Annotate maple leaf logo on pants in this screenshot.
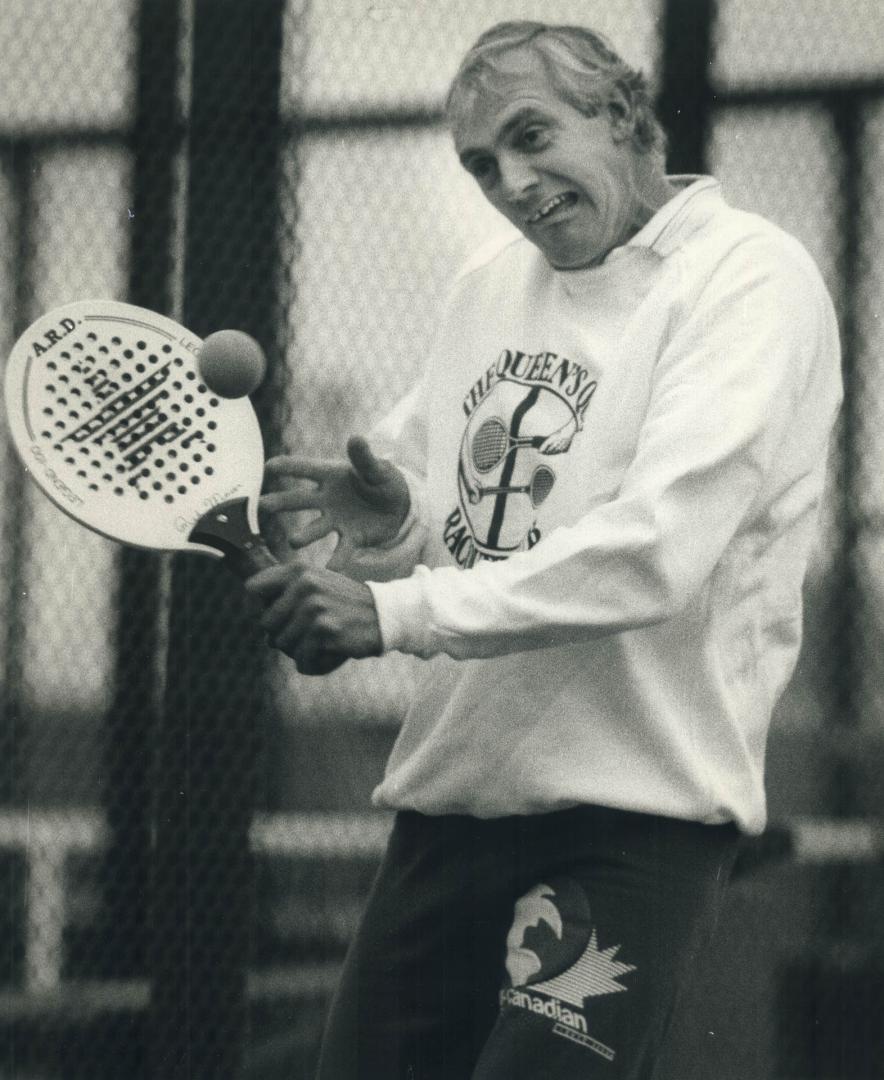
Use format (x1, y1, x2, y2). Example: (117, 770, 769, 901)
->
(504, 878, 637, 1000)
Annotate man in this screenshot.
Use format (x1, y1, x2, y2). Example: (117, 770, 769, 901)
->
(248, 21, 842, 1079)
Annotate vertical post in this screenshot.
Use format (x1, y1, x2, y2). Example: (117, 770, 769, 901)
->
(0, 143, 36, 1013)
(100, 0, 183, 994)
(149, 2, 286, 1077)
(1, 146, 34, 806)
(823, 91, 863, 940)
(657, 0, 717, 174)
(828, 92, 863, 746)
(773, 100, 875, 1080)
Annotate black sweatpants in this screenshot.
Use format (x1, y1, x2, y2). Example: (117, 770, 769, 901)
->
(317, 805, 739, 1079)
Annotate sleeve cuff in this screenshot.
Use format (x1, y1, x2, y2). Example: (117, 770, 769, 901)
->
(367, 566, 438, 658)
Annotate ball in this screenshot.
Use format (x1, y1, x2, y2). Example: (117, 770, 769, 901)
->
(198, 329, 267, 398)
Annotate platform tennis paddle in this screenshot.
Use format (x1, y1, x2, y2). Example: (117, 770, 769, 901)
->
(4, 299, 275, 578)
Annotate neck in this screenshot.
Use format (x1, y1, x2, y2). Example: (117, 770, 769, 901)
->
(630, 152, 679, 232)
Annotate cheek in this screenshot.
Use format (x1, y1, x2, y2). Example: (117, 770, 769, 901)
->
(592, 164, 624, 205)
(490, 193, 521, 224)
(594, 173, 632, 237)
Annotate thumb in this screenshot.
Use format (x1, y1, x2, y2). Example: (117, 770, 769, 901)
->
(346, 435, 391, 486)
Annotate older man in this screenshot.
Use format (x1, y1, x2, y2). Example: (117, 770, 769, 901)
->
(249, 21, 841, 1079)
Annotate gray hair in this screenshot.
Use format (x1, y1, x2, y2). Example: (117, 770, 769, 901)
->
(446, 21, 666, 157)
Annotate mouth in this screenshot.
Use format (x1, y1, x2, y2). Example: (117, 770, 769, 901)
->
(526, 192, 577, 225)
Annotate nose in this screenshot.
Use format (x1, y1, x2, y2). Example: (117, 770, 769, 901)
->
(497, 152, 538, 205)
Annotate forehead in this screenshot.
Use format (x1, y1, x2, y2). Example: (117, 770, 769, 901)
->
(450, 48, 565, 151)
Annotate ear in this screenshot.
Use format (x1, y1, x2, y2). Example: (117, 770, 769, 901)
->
(606, 85, 636, 144)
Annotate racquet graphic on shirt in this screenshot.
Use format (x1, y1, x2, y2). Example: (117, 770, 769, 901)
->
(467, 465, 556, 508)
(471, 416, 546, 473)
(4, 299, 275, 577)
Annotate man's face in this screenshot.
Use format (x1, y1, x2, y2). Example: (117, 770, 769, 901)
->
(452, 50, 640, 270)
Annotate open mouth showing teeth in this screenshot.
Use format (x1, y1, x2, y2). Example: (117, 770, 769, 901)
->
(527, 193, 576, 224)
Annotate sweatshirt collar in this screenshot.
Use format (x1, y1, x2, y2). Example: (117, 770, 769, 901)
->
(547, 176, 722, 283)
(621, 175, 722, 258)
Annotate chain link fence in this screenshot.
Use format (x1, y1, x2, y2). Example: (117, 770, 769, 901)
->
(0, 1, 883, 1077)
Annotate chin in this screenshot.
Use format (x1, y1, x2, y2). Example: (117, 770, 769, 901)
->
(548, 250, 604, 271)
(542, 236, 607, 271)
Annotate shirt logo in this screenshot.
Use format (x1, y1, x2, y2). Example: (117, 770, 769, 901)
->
(444, 348, 597, 567)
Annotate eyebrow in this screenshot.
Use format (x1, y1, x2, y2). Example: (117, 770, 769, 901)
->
(457, 106, 550, 166)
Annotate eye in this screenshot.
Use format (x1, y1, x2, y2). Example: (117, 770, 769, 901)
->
(517, 125, 549, 152)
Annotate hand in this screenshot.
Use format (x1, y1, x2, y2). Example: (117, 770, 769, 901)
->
(259, 437, 410, 570)
(246, 561, 383, 676)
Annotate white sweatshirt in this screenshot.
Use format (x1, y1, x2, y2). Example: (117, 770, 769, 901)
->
(364, 178, 842, 834)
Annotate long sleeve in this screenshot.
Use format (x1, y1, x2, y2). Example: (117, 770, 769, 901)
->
(370, 235, 841, 659)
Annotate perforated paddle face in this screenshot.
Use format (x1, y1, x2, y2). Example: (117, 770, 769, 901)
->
(5, 300, 266, 558)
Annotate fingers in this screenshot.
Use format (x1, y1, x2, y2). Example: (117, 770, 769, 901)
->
(268, 445, 389, 489)
(246, 563, 335, 653)
(246, 564, 306, 628)
(264, 455, 339, 481)
(263, 440, 409, 559)
(245, 562, 296, 597)
(246, 560, 381, 677)
(259, 487, 324, 514)
(250, 571, 316, 666)
(261, 457, 333, 512)
(286, 516, 335, 550)
(263, 597, 309, 648)
(259, 458, 337, 548)
(346, 436, 390, 486)
(325, 533, 355, 572)
(257, 492, 334, 552)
